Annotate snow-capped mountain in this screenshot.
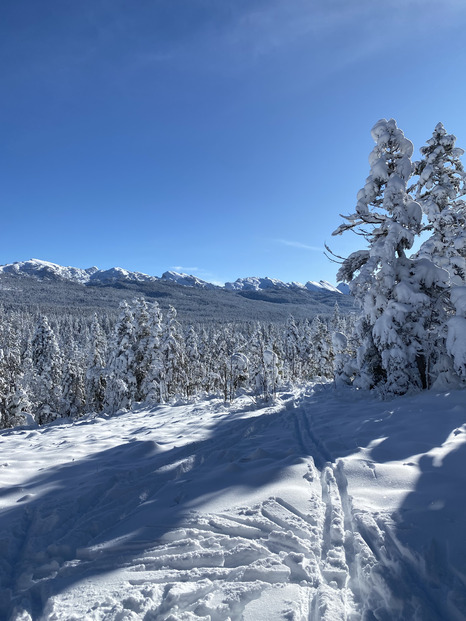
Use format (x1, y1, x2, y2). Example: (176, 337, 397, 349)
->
(0, 259, 159, 285)
(88, 267, 157, 284)
(0, 259, 347, 293)
(0, 258, 97, 283)
(161, 271, 218, 290)
(336, 282, 351, 295)
(225, 276, 343, 294)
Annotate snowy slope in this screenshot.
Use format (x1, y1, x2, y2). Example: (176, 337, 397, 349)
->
(1, 386, 465, 620)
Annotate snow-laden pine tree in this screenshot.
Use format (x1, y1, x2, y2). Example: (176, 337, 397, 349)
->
(104, 301, 136, 412)
(30, 315, 63, 423)
(159, 306, 186, 402)
(0, 324, 23, 427)
(132, 298, 153, 401)
(86, 314, 107, 413)
(446, 286, 466, 381)
(308, 316, 333, 379)
(412, 123, 466, 387)
(415, 122, 466, 284)
(229, 352, 249, 401)
(60, 345, 86, 418)
(249, 324, 281, 400)
(284, 315, 301, 381)
(185, 325, 202, 398)
(139, 301, 164, 403)
(333, 118, 449, 395)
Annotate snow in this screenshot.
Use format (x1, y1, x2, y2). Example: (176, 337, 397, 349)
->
(161, 272, 218, 290)
(1, 385, 466, 620)
(225, 277, 343, 294)
(304, 281, 341, 294)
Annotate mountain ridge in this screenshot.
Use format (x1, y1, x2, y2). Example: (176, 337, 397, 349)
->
(0, 258, 348, 294)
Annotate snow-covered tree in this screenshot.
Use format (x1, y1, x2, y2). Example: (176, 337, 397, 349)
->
(132, 298, 153, 401)
(104, 301, 136, 412)
(139, 301, 164, 403)
(284, 315, 301, 381)
(333, 118, 448, 395)
(309, 316, 333, 379)
(159, 306, 186, 401)
(229, 352, 249, 401)
(446, 287, 466, 382)
(61, 346, 86, 418)
(185, 325, 202, 398)
(30, 316, 62, 423)
(415, 122, 466, 285)
(86, 314, 107, 412)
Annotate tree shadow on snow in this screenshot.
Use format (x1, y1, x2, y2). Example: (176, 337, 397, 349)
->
(356, 391, 466, 619)
(385, 440, 466, 619)
(0, 403, 307, 619)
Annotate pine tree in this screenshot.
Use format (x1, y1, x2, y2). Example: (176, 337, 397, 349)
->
(284, 315, 300, 381)
(309, 316, 333, 378)
(86, 314, 107, 413)
(104, 301, 136, 412)
(159, 306, 186, 401)
(185, 325, 202, 398)
(139, 301, 164, 403)
(61, 346, 86, 418)
(30, 315, 62, 423)
(446, 287, 466, 381)
(333, 119, 448, 395)
(132, 298, 152, 401)
(415, 122, 466, 285)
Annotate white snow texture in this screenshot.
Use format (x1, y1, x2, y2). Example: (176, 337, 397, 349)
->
(1, 385, 466, 620)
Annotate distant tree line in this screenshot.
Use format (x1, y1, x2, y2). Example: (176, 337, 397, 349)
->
(0, 299, 352, 428)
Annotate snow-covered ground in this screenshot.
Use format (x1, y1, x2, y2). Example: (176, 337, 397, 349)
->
(1, 385, 465, 620)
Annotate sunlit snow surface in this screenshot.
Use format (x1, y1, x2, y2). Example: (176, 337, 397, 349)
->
(1, 386, 466, 620)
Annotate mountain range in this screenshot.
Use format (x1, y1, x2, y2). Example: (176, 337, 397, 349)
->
(0, 259, 349, 293)
(0, 259, 353, 323)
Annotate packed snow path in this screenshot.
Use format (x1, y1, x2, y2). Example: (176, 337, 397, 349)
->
(1, 386, 466, 620)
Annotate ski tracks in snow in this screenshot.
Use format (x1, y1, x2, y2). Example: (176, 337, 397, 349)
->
(3, 390, 464, 620)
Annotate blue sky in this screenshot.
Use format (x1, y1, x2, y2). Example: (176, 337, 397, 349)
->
(2, 0, 466, 285)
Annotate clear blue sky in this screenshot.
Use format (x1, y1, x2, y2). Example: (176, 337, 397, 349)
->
(2, 1, 466, 285)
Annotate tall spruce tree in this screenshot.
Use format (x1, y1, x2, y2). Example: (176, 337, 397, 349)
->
(104, 301, 136, 412)
(30, 315, 62, 423)
(415, 122, 466, 285)
(333, 118, 448, 394)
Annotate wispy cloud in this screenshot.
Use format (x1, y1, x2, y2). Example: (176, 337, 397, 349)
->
(171, 265, 200, 273)
(276, 239, 323, 252)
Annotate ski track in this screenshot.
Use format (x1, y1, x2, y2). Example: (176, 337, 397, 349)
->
(1, 389, 465, 620)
